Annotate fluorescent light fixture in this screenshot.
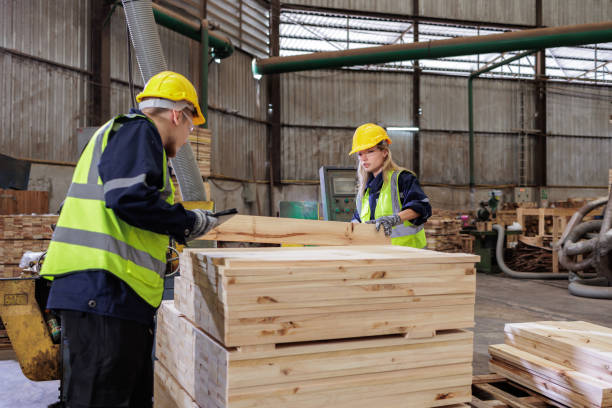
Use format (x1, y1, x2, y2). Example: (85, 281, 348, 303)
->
(386, 126, 419, 132)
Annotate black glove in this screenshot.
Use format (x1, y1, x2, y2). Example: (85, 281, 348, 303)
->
(185, 209, 218, 241)
(366, 214, 402, 237)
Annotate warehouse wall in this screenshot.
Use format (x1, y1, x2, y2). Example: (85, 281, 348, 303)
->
(0, 0, 90, 163)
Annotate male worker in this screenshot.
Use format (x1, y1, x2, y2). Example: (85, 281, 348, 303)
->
(40, 71, 216, 407)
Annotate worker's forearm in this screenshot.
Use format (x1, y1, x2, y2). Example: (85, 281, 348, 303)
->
(398, 208, 420, 222)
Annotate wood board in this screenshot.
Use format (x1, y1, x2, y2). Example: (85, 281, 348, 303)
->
(198, 215, 392, 246)
(175, 246, 477, 347)
(504, 321, 612, 383)
(156, 301, 473, 408)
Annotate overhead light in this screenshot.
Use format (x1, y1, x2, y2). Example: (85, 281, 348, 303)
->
(386, 126, 419, 132)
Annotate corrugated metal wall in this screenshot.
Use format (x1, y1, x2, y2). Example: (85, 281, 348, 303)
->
(420, 0, 535, 26)
(208, 50, 269, 179)
(282, 0, 413, 15)
(543, 0, 612, 26)
(280, 69, 413, 180)
(1, 0, 89, 162)
(547, 82, 612, 187)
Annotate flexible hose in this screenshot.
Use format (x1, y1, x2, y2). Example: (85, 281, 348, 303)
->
(122, 0, 207, 201)
(493, 224, 568, 279)
(569, 281, 612, 299)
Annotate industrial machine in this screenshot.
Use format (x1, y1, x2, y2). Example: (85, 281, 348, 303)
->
(476, 190, 502, 222)
(319, 166, 357, 222)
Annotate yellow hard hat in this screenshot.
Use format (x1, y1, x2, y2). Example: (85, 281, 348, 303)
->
(136, 71, 206, 125)
(349, 123, 392, 155)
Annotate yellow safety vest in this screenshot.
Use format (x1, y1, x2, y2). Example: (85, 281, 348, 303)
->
(359, 170, 427, 248)
(40, 114, 174, 307)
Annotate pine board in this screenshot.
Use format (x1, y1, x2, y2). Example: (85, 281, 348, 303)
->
(504, 321, 612, 383)
(198, 215, 392, 246)
(175, 246, 476, 347)
(489, 344, 612, 407)
(156, 301, 473, 408)
(489, 359, 599, 408)
(154, 361, 200, 408)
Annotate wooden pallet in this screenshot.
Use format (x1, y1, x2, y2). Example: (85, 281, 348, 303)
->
(470, 374, 567, 408)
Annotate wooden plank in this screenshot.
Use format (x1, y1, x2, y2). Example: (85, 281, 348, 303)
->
(176, 273, 474, 347)
(504, 321, 612, 383)
(156, 302, 473, 408)
(0, 190, 49, 215)
(198, 215, 392, 246)
(489, 359, 598, 408)
(154, 361, 200, 408)
(489, 344, 612, 406)
(183, 245, 480, 269)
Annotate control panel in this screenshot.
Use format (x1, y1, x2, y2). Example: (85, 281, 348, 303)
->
(319, 166, 357, 222)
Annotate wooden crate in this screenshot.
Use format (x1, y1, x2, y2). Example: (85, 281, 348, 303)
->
(176, 246, 477, 347)
(156, 301, 473, 408)
(489, 321, 612, 408)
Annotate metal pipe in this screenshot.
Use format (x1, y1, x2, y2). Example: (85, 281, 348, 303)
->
(150, 3, 233, 59)
(493, 224, 569, 279)
(201, 20, 209, 129)
(468, 51, 535, 190)
(253, 22, 612, 75)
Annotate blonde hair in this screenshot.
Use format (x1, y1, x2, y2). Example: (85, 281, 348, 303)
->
(356, 140, 410, 198)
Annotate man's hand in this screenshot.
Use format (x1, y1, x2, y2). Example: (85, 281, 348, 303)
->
(366, 214, 402, 237)
(185, 209, 218, 241)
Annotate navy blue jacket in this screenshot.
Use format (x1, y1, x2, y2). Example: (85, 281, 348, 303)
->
(351, 170, 431, 224)
(47, 109, 196, 325)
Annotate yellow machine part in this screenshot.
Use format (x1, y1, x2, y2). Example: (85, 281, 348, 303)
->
(0, 278, 60, 381)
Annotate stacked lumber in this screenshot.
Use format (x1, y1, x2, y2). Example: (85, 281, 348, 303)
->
(425, 218, 463, 253)
(155, 245, 478, 407)
(189, 127, 211, 178)
(0, 318, 10, 351)
(489, 321, 612, 408)
(0, 215, 56, 278)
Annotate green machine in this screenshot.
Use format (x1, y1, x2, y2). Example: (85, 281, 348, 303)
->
(461, 229, 522, 274)
(319, 166, 357, 222)
(279, 201, 319, 220)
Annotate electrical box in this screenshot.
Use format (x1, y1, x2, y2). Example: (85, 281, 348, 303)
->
(319, 166, 357, 222)
(514, 187, 537, 203)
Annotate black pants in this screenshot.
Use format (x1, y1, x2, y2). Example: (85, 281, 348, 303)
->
(62, 311, 154, 408)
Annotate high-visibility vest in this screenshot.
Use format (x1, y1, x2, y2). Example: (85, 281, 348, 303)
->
(358, 170, 427, 248)
(40, 114, 174, 307)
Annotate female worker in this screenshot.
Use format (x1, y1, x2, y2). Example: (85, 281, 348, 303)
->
(350, 123, 431, 248)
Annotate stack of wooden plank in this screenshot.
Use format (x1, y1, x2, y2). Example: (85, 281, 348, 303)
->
(425, 218, 464, 252)
(188, 127, 211, 178)
(155, 245, 479, 407)
(489, 321, 612, 408)
(0, 189, 49, 215)
(0, 215, 57, 278)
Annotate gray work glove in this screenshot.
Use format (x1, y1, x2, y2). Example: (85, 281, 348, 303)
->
(366, 214, 402, 237)
(185, 209, 218, 241)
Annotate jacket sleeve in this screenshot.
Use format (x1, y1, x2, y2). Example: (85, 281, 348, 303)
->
(98, 119, 195, 244)
(398, 171, 432, 226)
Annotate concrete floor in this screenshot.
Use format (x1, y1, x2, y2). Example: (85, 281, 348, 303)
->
(1, 272, 611, 406)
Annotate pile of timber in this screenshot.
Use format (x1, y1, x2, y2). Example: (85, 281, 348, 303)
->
(0, 318, 10, 351)
(0, 215, 57, 278)
(489, 321, 612, 408)
(425, 218, 464, 253)
(188, 127, 211, 178)
(503, 242, 553, 272)
(155, 245, 479, 408)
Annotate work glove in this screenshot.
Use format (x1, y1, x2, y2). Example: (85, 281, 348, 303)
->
(366, 214, 402, 237)
(185, 209, 218, 241)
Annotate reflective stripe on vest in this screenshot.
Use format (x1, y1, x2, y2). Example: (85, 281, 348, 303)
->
(358, 170, 427, 248)
(40, 114, 174, 307)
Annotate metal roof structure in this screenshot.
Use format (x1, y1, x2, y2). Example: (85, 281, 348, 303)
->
(280, 8, 612, 83)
